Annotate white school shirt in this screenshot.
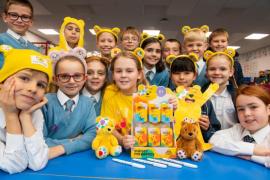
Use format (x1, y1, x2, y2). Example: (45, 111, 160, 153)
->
(0, 108, 48, 174)
(196, 58, 205, 75)
(144, 66, 156, 81)
(7, 29, 28, 45)
(210, 87, 237, 129)
(57, 90, 79, 112)
(210, 124, 270, 168)
(82, 88, 101, 103)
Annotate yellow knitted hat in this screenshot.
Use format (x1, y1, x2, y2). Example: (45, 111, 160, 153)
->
(58, 17, 85, 51)
(0, 45, 53, 83)
(93, 25, 120, 42)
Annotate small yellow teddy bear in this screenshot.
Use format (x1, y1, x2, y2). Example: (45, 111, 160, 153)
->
(92, 116, 122, 159)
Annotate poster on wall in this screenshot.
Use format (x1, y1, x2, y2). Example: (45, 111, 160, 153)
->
(240, 45, 270, 78)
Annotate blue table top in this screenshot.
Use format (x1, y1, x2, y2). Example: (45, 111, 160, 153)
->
(1, 150, 269, 180)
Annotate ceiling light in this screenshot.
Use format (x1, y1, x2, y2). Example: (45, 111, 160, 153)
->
(143, 30, 160, 36)
(244, 33, 269, 40)
(38, 29, 59, 35)
(89, 29, 96, 35)
(228, 46, 240, 50)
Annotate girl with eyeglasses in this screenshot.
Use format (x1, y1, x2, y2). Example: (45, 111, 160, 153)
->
(41, 51, 96, 159)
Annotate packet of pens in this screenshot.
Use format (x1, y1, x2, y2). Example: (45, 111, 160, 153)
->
(131, 85, 177, 159)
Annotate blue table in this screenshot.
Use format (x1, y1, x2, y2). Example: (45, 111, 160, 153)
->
(1, 151, 269, 180)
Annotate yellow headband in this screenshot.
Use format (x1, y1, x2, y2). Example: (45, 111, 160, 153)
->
(111, 47, 144, 67)
(139, 32, 165, 47)
(181, 25, 209, 35)
(94, 25, 120, 42)
(166, 53, 199, 71)
(0, 45, 52, 83)
(204, 48, 235, 67)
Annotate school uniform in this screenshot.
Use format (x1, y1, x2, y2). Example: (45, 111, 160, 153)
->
(201, 100, 221, 142)
(82, 88, 102, 116)
(233, 56, 244, 86)
(210, 124, 270, 168)
(144, 66, 169, 87)
(194, 58, 209, 88)
(0, 108, 48, 174)
(0, 29, 40, 68)
(42, 90, 96, 155)
(202, 82, 237, 129)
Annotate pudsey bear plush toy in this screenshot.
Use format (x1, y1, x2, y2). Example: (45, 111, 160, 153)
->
(92, 116, 122, 159)
(176, 119, 203, 161)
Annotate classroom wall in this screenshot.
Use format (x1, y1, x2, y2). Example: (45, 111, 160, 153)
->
(239, 45, 270, 78)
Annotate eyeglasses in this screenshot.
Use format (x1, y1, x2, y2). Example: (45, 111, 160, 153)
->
(6, 12, 32, 22)
(122, 37, 139, 42)
(56, 73, 86, 83)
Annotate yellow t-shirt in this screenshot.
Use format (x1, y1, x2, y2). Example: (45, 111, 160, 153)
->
(101, 84, 133, 136)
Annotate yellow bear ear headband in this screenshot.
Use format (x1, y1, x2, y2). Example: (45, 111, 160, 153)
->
(166, 53, 199, 71)
(93, 25, 121, 42)
(204, 48, 235, 67)
(181, 25, 209, 35)
(139, 32, 165, 47)
(110, 47, 145, 67)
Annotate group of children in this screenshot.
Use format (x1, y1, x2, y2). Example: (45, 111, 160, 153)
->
(0, 0, 269, 174)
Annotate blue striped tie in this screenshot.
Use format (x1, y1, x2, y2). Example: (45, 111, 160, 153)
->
(18, 37, 27, 47)
(146, 71, 153, 82)
(65, 99, 74, 112)
(90, 96, 97, 106)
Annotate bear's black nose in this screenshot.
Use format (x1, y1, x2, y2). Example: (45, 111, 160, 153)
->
(108, 128, 111, 131)
(188, 132, 193, 136)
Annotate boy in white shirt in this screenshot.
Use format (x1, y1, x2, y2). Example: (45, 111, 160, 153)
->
(0, 45, 52, 173)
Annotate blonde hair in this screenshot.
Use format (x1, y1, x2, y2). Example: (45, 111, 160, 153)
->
(207, 54, 233, 69)
(111, 51, 147, 86)
(183, 29, 207, 44)
(120, 26, 140, 41)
